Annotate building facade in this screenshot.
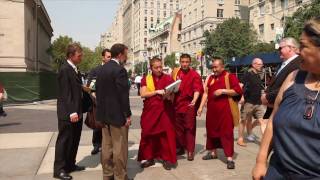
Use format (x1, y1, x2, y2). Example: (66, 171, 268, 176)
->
(181, 0, 249, 56)
(0, 0, 53, 72)
(131, 0, 181, 64)
(249, 0, 311, 44)
(149, 12, 182, 60)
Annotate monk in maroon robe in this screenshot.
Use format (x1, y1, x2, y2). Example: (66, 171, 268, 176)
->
(198, 58, 242, 169)
(173, 54, 203, 161)
(138, 57, 177, 170)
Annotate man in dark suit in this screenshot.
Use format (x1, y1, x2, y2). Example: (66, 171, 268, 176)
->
(86, 48, 111, 155)
(261, 37, 301, 119)
(54, 43, 86, 180)
(96, 43, 132, 180)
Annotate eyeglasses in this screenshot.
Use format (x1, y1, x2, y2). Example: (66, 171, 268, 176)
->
(304, 90, 319, 120)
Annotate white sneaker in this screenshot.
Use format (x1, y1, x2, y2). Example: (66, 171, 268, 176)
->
(246, 134, 256, 142)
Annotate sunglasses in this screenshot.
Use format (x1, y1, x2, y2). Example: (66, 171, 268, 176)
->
(303, 91, 319, 120)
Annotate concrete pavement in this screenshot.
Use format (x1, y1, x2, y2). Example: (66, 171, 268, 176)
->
(0, 96, 261, 180)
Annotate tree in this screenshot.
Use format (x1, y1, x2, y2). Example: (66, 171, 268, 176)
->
(284, 0, 320, 40)
(134, 61, 148, 75)
(203, 18, 257, 62)
(250, 42, 277, 54)
(164, 53, 178, 69)
(48, 35, 73, 71)
(191, 57, 200, 69)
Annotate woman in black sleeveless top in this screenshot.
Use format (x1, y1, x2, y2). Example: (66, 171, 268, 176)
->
(253, 17, 320, 180)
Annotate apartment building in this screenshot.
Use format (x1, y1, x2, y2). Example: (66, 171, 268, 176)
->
(149, 12, 182, 60)
(249, 0, 311, 43)
(181, 0, 249, 56)
(0, 0, 53, 72)
(131, 0, 181, 64)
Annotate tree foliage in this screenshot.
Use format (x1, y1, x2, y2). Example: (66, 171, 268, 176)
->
(284, 0, 320, 40)
(164, 53, 178, 69)
(203, 18, 257, 61)
(48, 35, 73, 71)
(134, 61, 148, 76)
(250, 42, 276, 54)
(48, 35, 103, 73)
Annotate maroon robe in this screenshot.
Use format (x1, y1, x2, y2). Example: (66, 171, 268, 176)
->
(206, 71, 242, 157)
(174, 68, 203, 153)
(138, 73, 177, 164)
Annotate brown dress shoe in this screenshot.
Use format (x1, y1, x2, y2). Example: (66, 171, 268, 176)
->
(162, 161, 172, 170)
(187, 152, 194, 161)
(140, 160, 155, 168)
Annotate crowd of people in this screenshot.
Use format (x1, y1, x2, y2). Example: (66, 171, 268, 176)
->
(53, 17, 320, 180)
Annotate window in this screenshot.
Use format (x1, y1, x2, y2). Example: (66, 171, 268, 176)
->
(145, 10, 148, 15)
(144, 31, 147, 36)
(296, 0, 303, 5)
(270, 23, 275, 30)
(235, 10, 240, 17)
(164, 11, 167, 17)
(259, 4, 265, 15)
(259, 24, 264, 34)
(235, 0, 240, 5)
(201, 10, 204, 19)
(281, 0, 288, 10)
(271, 0, 275, 14)
(151, 9, 154, 15)
(163, 3, 167, 9)
(217, 9, 223, 18)
(217, 0, 224, 4)
(145, 1, 148, 7)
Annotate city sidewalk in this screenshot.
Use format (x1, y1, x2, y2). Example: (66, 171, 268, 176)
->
(0, 99, 261, 180)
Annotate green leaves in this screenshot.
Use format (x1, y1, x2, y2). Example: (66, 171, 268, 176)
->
(49, 35, 103, 72)
(203, 18, 257, 62)
(203, 18, 276, 64)
(164, 53, 179, 69)
(284, 0, 320, 40)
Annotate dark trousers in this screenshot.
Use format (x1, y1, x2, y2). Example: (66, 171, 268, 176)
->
(54, 119, 83, 174)
(136, 83, 141, 96)
(263, 107, 273, 119)
(92, 128, 102, 148)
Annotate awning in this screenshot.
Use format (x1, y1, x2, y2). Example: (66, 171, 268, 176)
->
(228, 52, 281, 67)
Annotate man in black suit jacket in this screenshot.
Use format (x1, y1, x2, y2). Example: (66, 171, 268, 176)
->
(54, 43, 86, 180)
(86, 48, 111, 155)
(96, 43, 132, 180)
(261, 37, 301, 119)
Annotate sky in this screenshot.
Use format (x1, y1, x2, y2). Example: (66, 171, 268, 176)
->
(42, 0, 120, 50)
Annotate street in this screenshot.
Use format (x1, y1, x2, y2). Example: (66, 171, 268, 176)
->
(0, 89, 260, 180)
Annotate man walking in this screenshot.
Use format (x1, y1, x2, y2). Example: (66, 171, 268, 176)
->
(261, 37, 300, 118)
(86, 48, 111, 155)
(54, 43, 86, 180)
(173, 54, 203, 161)
(96, 43, 132, 180)
(197, 58, 242, 169)
(238, 58, 266, 146)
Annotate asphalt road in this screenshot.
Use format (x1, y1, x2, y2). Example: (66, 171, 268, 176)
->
(0, 89, 206, 133)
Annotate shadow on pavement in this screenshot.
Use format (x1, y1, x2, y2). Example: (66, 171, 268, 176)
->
(0, 122, 21, 127)
(77, 153, 101, 169)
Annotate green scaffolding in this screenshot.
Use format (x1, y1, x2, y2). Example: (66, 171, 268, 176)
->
(0, 72, 57, 103)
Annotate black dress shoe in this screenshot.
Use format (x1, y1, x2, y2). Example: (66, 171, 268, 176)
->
(140, 160, 155, 168)
(227, 160, 235, 169)
(68, 165, 85, 173)
(91, 146, 100, 155)
(162, 161, 172, 170)
(202, 152, 218, 160)
(176, 148, 185, 156)
(53, 171, 72, 180)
